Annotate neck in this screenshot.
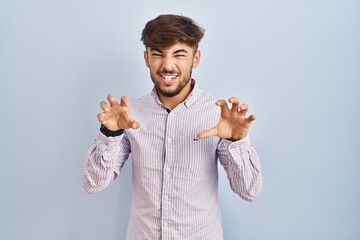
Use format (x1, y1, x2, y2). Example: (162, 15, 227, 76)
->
(158, 80, 193, 110)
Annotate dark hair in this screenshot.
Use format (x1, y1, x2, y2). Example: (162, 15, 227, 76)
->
(141, 14, 205, 51)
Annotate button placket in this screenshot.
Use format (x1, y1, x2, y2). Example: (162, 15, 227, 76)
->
(161, 111, 177, 238)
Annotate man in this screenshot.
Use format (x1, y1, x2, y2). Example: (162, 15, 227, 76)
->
(83, 14, 262, 240)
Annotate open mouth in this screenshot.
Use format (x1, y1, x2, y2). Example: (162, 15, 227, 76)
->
(159, 74, 179, 85)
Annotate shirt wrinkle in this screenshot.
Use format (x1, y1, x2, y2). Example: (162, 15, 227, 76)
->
(83, 80, 262, 239)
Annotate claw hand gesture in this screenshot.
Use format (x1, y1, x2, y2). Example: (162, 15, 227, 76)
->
(197, 97, 256, 141)
(97, 95, 140, 131)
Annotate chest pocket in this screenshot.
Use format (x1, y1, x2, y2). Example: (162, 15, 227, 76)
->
(174, 128, 220, 176)
(127, 124, 165, 170)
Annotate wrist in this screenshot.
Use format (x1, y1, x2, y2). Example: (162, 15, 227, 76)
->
(226, 134, 247, 142)
(100, 124, 124, 137)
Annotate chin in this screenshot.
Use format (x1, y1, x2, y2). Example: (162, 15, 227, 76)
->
(158, 88, 181, 98)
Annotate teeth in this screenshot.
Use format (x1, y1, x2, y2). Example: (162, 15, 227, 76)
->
(163, 75, 176, 80)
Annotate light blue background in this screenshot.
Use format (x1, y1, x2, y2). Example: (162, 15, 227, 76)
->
(1, 0, 359, 239)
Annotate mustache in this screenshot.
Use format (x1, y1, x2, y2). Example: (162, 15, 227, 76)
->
(157, 70, 180, 74)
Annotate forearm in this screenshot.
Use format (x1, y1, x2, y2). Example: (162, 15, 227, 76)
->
(83, 132, 130, 193)
(218, 135, 262, 201)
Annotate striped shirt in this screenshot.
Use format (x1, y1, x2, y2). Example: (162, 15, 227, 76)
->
(83, 81, 262, 240)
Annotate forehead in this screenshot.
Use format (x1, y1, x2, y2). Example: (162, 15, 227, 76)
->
(148, 42, 194, 53)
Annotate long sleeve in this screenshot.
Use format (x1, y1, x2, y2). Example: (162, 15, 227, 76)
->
(217, 134, 262, 201)
(83, 131, 131, 194)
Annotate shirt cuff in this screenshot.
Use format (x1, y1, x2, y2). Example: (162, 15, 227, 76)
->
(219, 134, 251, 155)
(94, 131, 124, 152)
(100, 124, 124, 137)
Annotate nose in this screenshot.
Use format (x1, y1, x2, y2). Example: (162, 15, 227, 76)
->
(161, 55, 176, 71)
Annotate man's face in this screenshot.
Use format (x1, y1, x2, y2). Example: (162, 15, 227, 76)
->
(144, 42, 200, 98)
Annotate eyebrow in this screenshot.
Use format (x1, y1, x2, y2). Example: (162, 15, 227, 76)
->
(173, 49, 188, 54)
(150, 48, 163, 53)
(150, 48, 189, 54)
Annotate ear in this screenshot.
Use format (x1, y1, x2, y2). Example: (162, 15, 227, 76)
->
(192, 50, 201, 68)
(144, 50, 150, 68)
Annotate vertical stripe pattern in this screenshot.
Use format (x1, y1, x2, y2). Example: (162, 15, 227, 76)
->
(83, 81, 262, 240)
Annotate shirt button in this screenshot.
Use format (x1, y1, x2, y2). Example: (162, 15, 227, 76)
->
(104, 142, 109, 146)
(163, 222, 168, 228)
(165, 167, 170, 172)
(163, 194, 168, 200)
(168, 138, 172, 143)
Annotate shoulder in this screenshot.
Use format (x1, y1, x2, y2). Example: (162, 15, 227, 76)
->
(128, 93, 159, 115)
(131, 93, 153, 106)
(196, 88, 220, 101)
(131, 94, 154, 107)
(192, 88, 220, 108)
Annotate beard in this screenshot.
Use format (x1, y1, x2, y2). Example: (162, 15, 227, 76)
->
(150, 69, 192, 98)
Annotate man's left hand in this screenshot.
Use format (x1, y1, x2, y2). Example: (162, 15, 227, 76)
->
(197, 97, 256, 141)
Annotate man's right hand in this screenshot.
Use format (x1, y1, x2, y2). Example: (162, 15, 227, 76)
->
(97, 95, 140, 131)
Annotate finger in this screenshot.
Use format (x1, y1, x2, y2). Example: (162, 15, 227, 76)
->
(239, 103, 249, 117)
(197, 127, 218, 139)
(216, 99, 230, 112)
(120, 96, 130, 107)
(107, 94, 118, 107)
(245, 114, 256, 124)
(100, 101, 110, 112)
(97, 112, 106, 123)
(129, 119, 140, 129)
(228, 97, 240, 112)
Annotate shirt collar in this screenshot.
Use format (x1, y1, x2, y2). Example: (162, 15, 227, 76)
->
(151, 79, 199, 110)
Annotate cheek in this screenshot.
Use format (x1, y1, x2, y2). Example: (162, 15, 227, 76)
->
(149, 66, 159, 77)
(179, 63, 193, 73)
(147, 63, 155, 72)
(148, 61, 161, 71)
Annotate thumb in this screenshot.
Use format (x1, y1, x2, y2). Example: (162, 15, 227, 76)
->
(197, 127, 218, 139)
(120, 96, 130, 107)
(129, 119, 140, 129)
